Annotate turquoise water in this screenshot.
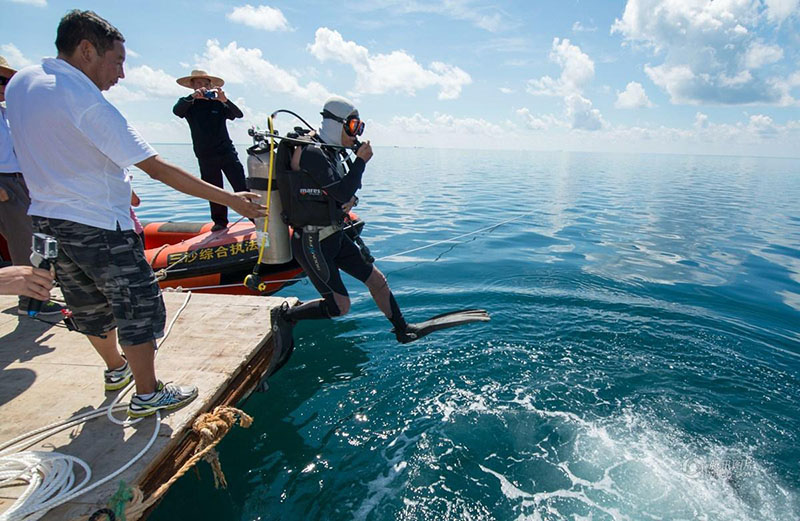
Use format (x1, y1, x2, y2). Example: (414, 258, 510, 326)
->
(142, 146, 800, 521)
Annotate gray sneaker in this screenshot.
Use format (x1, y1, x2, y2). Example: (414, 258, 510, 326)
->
(104, 361, 133, 391)
(127, 381, 198, 418)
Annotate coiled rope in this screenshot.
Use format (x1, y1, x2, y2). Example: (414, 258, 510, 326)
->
(0, 291, 246, 521)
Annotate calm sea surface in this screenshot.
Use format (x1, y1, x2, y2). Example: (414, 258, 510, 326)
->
(141, 145, 800, 521)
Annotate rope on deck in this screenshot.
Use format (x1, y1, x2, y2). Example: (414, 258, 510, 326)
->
(78, 406, 253, 521)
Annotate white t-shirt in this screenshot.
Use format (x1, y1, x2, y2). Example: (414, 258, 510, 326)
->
(5, 58, 156, 230)
(0, 105, 21, 174)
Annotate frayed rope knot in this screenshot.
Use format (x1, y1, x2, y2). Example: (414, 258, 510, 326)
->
(73, 406, 253, 521)
(192, 406, 253, 489)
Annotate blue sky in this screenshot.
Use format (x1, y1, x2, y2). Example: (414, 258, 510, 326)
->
(2, 0, 799, 157)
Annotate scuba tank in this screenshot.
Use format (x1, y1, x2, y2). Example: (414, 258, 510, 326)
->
(246, 140, 291, 264)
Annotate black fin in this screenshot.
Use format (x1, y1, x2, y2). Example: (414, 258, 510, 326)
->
(394, 309, 490, 344)
(259, 303, 296, 390)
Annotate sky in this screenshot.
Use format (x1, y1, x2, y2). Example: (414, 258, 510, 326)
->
(2, 0, 799, 157)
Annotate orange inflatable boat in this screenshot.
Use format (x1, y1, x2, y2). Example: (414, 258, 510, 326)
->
(143, 215, 365, 295)
(0, 216, 365, 296)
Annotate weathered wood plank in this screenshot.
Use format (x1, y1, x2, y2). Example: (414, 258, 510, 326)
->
(0, 291, 291, 520)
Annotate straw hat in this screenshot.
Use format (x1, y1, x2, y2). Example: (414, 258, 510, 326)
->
(0, 55, 17, 79)
(176, 69, 224, 88)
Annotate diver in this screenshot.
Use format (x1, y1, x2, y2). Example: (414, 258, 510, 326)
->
(270, 96, 489, 359)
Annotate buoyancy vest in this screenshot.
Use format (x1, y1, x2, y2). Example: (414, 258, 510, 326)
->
(275, 135, 345, 228)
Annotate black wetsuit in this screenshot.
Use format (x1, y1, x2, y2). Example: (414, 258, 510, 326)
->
(283, 145, 374, 320)
(173, 96, 247, 227)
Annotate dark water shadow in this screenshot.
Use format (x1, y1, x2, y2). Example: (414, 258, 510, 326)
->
(148, 319, 370, 521)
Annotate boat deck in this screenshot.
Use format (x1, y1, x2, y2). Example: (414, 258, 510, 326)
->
(0, 291, 291, 520)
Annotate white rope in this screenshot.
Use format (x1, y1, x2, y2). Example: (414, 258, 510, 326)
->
(0, 292, 193, 521)
(376, 211, 535, 261)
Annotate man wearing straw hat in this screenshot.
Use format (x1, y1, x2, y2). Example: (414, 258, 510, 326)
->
(173, 70, 247, 232)
(0, 54, 63, 316)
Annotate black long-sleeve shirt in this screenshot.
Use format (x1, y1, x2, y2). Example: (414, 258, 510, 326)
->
(173, 96, 243, 158)
(299, 146, 365, 204)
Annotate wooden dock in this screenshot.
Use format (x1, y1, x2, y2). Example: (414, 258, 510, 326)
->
(0, 291, 292, 520)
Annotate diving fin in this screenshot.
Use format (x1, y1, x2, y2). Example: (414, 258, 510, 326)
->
(257, 302, 296, 392)
(394, 308, 490, 344)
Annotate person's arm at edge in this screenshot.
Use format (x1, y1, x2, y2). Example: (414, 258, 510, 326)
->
(0, 266, 53, 300)
(136, 155, 266, 219)
(172, 96, 193, 118)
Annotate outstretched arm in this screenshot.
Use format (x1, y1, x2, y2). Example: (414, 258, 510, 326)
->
(136, 155, 266, 219)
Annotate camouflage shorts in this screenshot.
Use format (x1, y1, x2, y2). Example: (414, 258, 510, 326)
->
(32, 216, 165, 346)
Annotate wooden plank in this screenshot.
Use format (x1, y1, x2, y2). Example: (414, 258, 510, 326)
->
(0, 291, 293, 520)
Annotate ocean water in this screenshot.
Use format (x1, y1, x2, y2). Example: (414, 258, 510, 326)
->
(140, 146, 800, 521)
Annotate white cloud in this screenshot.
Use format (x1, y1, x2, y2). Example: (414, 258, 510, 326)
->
(612, 0, 791, 105)
(390, 112, 505, 135)
(106, 65, 186, 103)
(615, 81, 654, 108)
(694, 112, 710, 129)
(126, 48, 141, 58)
(227, 5, 291, 32)
(691, 112, 793, 143)
(308, 28, 471, 100)
(516, 108, 564, 130)
(527, 38, 594, 96)
(197, 39, 331, 104)
(372, 109, 800, 156)
(104, 84, 147, 104)
(0, 43, 34, 69)
(572, 21, 597, 32)
(126, 65, 187, 97)
(747, 114, 779, 137)
(566, 94, 605, 130)
(499, 87, 514, 94)
(524, 38, 605, 132)
(764, 0, 800, 23)
(743, 40, 784, 69)
(8, 0, 46, 6)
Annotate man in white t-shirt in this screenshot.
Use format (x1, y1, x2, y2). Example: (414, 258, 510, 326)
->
(6, 10, 266, 418)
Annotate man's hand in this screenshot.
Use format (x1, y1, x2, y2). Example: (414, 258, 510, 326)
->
(229, 192, 267, 219)
(0, 266, 53, 300)
(356, 140, 373, 163)
(216, 88, 228, 103)
(191, 88, 206, 100)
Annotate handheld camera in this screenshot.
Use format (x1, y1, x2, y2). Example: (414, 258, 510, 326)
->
(28, 233, 58, 317)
